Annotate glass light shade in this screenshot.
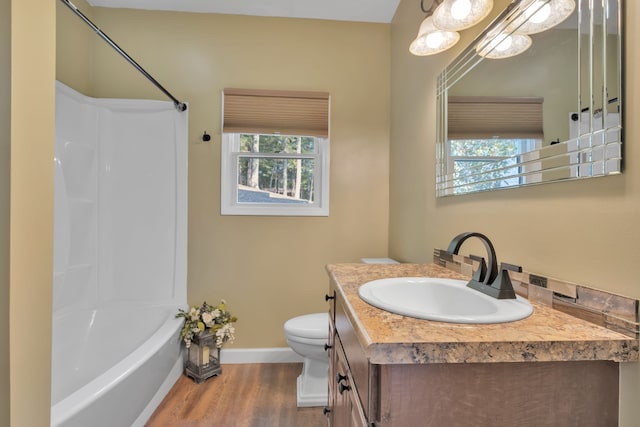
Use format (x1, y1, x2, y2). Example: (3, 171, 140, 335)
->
(433, 0, 494, 31)
(512, 0, 576, 34)
(476, 32, 532, 59)
(410, 17, 460, 56)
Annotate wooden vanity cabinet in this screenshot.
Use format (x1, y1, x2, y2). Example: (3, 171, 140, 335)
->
(326, 284, 620, 427)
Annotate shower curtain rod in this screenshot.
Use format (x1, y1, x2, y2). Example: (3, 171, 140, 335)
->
(59, 0, 187, 112)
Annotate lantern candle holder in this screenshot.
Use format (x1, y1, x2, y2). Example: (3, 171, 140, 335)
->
(185, 331, 222, 383)
(176, 300, 237, 383)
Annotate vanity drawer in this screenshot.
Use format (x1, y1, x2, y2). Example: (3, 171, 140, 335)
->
(327, 288, 336, 323)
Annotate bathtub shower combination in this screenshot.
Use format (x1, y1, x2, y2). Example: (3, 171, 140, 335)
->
(51, 82, 188, 427)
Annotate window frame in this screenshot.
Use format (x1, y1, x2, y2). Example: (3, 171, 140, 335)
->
(221, 132, 330, 216)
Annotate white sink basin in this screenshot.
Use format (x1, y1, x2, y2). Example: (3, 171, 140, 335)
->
(358, 277, 533, 324)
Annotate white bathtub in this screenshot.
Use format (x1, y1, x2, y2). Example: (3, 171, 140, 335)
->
(51, 304, 184, 427)
(53, 82, 188, 427)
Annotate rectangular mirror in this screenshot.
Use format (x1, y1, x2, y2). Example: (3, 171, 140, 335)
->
(436, 0, 623, 197)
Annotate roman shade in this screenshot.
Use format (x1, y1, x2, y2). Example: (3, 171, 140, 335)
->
(222, 88, 330, 138)
(447, 96, 544, 139)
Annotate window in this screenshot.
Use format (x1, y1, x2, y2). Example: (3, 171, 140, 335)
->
(221, 89, 330, 216)
(448, 138, 539, 194)
(446, 96, 543, 194)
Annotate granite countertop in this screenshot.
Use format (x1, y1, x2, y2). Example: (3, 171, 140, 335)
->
(326, 263, 639, 364)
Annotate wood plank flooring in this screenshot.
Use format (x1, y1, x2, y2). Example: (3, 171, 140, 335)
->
(146, 363, 327, 427)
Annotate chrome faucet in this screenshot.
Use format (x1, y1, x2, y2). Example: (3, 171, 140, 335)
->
(446, 232, 519, 300)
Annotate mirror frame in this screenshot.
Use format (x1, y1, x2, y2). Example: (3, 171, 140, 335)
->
(436, 0, 624, 197)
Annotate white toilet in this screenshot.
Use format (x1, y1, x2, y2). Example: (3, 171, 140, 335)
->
(284, 258, 399, 407)
(284, 312, 329, 407)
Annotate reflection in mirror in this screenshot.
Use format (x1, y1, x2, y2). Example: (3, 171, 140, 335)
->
(436, 0, 623, 197)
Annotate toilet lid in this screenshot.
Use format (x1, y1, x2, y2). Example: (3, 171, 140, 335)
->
(284, 313, 328, 339)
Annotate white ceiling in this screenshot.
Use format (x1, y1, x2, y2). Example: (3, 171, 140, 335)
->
(86, 0, 402, 23)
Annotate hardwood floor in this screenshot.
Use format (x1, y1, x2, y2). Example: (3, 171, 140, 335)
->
(146, 363, 327, 427)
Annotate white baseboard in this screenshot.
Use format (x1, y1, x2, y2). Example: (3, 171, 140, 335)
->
(220, 347, 303, 364)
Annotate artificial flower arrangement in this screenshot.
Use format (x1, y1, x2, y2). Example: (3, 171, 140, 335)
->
(176, 300, 237, 349)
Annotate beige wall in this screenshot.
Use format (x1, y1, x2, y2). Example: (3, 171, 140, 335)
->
(9, 0, 55, 426)
(56, 0, 94, 94)
(56, 7, 390, 347)
(390, 0, 639, 425)
(0, 0, 10, 424)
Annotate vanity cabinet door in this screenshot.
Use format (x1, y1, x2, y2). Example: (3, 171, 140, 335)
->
(334, 339, 367, 427)
(334, 296, 371, 418)
(331, 345, 349, 427)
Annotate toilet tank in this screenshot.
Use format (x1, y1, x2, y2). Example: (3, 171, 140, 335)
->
(360, 258, 399, 264)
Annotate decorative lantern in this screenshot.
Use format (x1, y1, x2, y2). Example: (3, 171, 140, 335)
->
(185, 331, 222, 383)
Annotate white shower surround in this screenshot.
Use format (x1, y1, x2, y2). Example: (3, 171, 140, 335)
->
(51, 82, 188, 427)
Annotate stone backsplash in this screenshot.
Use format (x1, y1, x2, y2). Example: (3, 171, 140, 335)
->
(434, 249, 640, 339)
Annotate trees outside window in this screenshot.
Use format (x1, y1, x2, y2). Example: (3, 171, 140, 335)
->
(221, 133, 329, 216)
(448, 138, 538, 194)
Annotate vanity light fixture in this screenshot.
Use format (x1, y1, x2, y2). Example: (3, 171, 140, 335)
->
(410, 16, 461, 56)
(476, 31, 532, 59)
(512, 0, 576, 34)
(433, 0, 494, 31)
(410, 0, 495, 56)
(410, 0, 462, 56)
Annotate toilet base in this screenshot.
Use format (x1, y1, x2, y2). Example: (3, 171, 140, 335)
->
(295, 357, 329, 407)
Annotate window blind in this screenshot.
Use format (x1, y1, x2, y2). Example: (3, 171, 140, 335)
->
(447, 96, 544, 139)
(222, 88, 330, 138)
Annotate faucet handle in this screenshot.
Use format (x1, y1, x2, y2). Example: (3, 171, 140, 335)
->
(500, 262, 522, 273)
(469, 254, 487, 284)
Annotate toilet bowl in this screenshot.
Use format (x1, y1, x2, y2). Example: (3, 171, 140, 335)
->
(284, 258, 398, 407)
(284, 313, 329, 407)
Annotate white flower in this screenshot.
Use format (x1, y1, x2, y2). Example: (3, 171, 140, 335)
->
(215, 334, 224, 348)
(189, 307, 199, 321)
(211, 309, 221, 319)
(227, 325, 236, 341)
(201, 312, 214, 327)
(215, 323, 236, 348)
